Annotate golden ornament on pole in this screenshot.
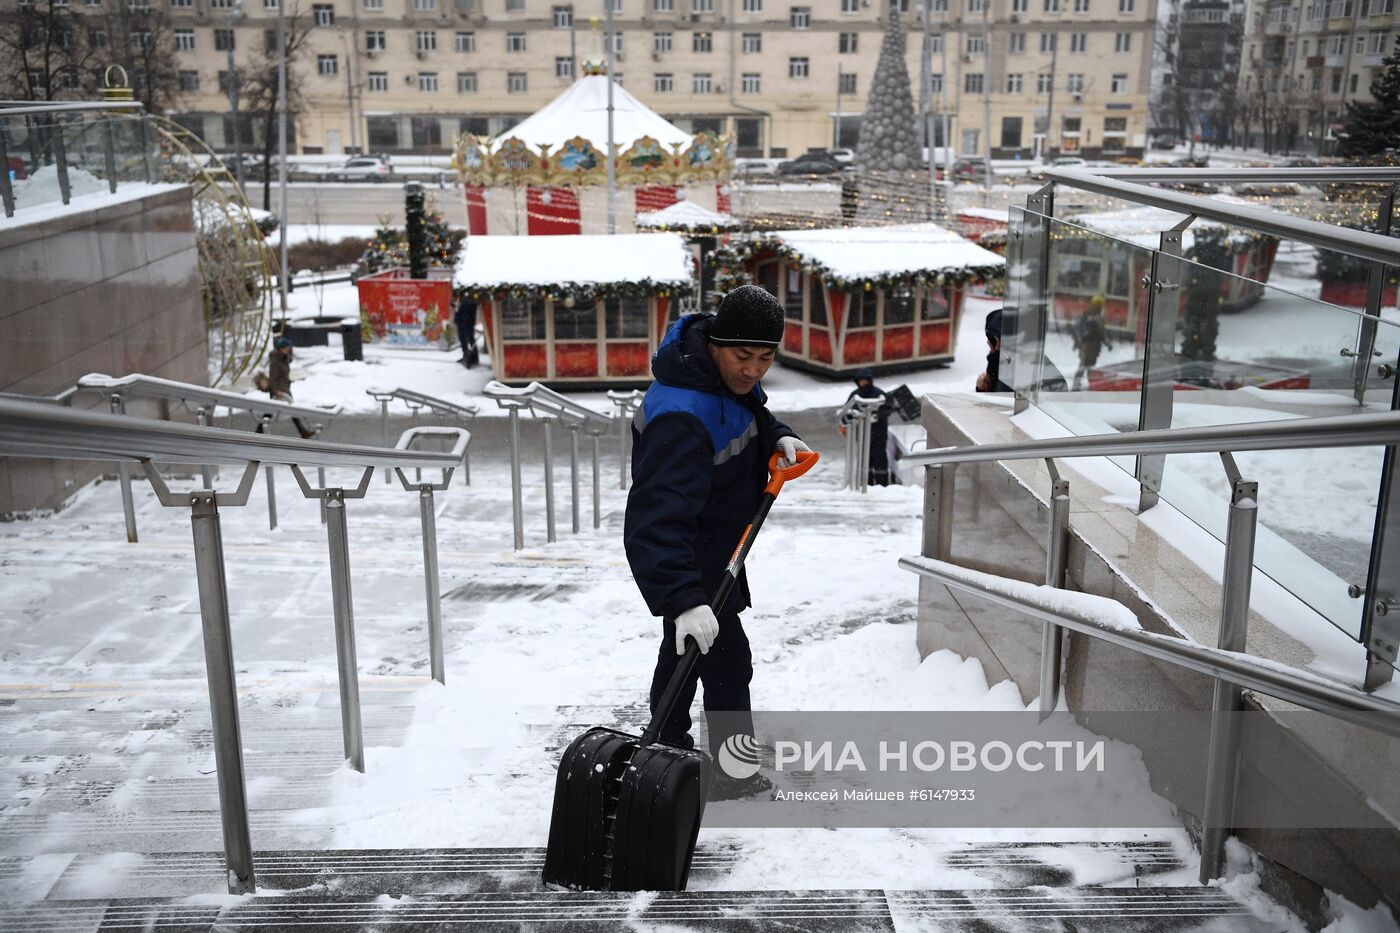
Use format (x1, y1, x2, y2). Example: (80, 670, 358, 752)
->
(101, 65, 136, 104)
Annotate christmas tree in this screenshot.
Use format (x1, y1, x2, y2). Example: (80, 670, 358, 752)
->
(1339, 47, 1400, 158)
(356, 196, 464, 278)
(856, 0, 923, 173)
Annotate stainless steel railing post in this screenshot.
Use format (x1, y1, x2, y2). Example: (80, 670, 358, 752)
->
(591, 432, 602, 530)
(567, 421, 581, 535)
(188, 491, 256, 895)
(541, 416, 557, 544)
(258, 414, 278, 530)
(508, 403, 525, 550)
(1200, 463, 1259, 883)
(381, 399, 392, 483)
(317, 467, 327, 524)
(195, 407, 215, 489)
(1039, 463, 1071, 718)
(419, 484, 445, 684)
(324, 489, 365, 772)
(110, 394, 139, 543)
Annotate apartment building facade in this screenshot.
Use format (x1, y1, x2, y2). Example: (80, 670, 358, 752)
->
(1235, 0, 1397, 152)
(157, 0, 1156, 159)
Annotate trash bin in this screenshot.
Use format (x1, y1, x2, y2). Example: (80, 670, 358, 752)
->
(282, 319, 331, 347)
(340, 318, 364, 362)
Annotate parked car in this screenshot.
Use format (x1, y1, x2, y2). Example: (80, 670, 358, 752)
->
(777, 151, 842, 175)
(1050, 155, 1088, 168)
(950, 158, 992, 181)
(1149, 134, 1179, 149)
(329, 156, 393, 181)
(827, 148, 855, 165)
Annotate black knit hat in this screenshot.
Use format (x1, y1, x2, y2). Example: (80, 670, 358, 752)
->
(709, 285, 785, 348)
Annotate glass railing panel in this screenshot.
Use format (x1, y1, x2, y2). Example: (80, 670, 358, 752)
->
(3, 113, 152, 215)
(1151, 246, 1398, 641)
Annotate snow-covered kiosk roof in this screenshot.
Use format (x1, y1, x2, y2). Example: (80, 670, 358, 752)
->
(1067, 196, 1268, 252)
(635, 200, 741, 234)
(751, 223, 1005, 288)
(455, 233, 693, 298)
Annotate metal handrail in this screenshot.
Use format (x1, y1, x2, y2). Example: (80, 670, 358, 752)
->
(838, 394, 886, 493)
(0, 100, 147, 116)
(367, 386, 479, 421)
(0, 398, 455, 471)
(0, 398, 469, 897)
(608, 390, 645, 490)
(903, 410, 1400, 469)
(482, 380, 616, 548)
(1043, 168, 1400, 266)
(81, 372, 340, 425)
(900, 555, 1400, 736)
(1089, 167, 1400, 184)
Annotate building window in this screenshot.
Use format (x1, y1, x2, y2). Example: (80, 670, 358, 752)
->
(742, 71, 761, 92)
(364, 0, 383, 9)
(174, 28, 194, 50)
(318, 53, 338, 74)
(1117, 0, 1132, 10)
(178, 69, 199, 90)
(506, 32, 525, 51)
(313, 3, 334, 25)
(1066, 71, 1083, 91)
(693, 31, 712, 51)
(790, 5, 810, 26)
(131, 29, 151, 49)
(654, 31, 672, 52)
(969, 0, 985, 10)
(1115, 31, 1130, 51)
(967, 34, 985, 53)
(692, 0, 714, 11)
(655, 73, 674, 91)
(1070, 32, 1086, 51)
(693, 72, 712, 92)
(1036, 72, 1052, 92)
(416, 30, 436, 52)
(1009, 31, 1025, 52)
(457, 70, 477, 91)
(1005, 72, 1022, 92)
(839, 31, 857, 52)
(929, 73, 942, 92)
(506, 0, 524, 9)
(742, 32, 761, 51)
(841, 0, 859, 9)
(745, 0, 763, 9)
(1111, 72, 1127, 92)
(654, 0, 673, 10)
(367, 30, 386, 50)
(419, 71, 437, 91)
(1044, 0, 1058, 9)
(368, 71, 388, 90)
(965, 72, 984, 92)
(214, 28, 234, 50)
(606, 31, 623, 53)
(838, 71, 856, 93)
(1040, 32, 1055, 52)
(929, 32, 943, 51)
(1001, 115, 1023, 147)
(789, 56, 809, 77)
(455, 31, 474, 51)
(90, 27, 108, 46)
(1012, 0, 1027, 10)
(508, 71, 527, 92)
(553, 4, 571, 24)
(547, 55, 570, 77)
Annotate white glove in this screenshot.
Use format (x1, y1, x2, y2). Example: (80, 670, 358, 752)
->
(675, 604, 719, 656)
(776, 435, 813, 469)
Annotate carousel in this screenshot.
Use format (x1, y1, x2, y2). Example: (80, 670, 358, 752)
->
(716, 224, 1005, 377)
(456, 232, 693, 385)
(451, 28, 734, 236)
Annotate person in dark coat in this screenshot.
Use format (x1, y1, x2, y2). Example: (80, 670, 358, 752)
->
(623, 285, 811, 799)
(846, 368, 892, 486)
(262, 337, 315, 438)
(454, 293, 479, 368)
(1071, 295, 1111, 390)
(977, 308, 1013, 393)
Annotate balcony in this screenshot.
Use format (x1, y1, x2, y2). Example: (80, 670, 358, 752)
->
(1306, 54, 1326, 65)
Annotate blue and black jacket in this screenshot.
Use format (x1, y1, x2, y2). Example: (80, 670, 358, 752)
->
(623, 313, 796, 621)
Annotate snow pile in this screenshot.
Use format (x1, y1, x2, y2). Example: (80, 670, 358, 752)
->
(635, 200, 739, 231)
(766, 223, 1006, 283)
(11, 164, 110, 206)
(455, 233, 693, 291)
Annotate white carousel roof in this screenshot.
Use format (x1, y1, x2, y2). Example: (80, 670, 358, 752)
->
(456, 233, 693, 289)
(496, 75, 692, 152)
(635, 200, 739, 230)
(768, 224, 1005, 282)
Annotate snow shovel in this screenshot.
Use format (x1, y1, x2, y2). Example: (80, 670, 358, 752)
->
(542, 448, 820, 892)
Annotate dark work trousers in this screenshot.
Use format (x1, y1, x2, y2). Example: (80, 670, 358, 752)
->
(868, 420, 891, 486)
(649, 610, 755, 759)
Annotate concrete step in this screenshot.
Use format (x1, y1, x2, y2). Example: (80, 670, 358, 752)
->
(2, 841, 1186, 902)
(0, 886, 1281, 932)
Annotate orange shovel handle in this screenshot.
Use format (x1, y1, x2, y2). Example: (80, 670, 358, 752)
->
(764, 449, 820, 497)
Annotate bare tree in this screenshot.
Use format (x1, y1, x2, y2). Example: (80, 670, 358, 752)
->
(0, 0, 100, 102)
(102, 1, 182, 111)
(237, 4, 312, 210)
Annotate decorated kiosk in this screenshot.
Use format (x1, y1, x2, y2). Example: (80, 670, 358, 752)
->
(456, 232, 693, 385)
(715, 224, 1004, 377)
(451, 28, 734, 237)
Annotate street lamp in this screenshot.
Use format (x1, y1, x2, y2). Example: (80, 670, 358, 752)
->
(225, 0, 245, 187)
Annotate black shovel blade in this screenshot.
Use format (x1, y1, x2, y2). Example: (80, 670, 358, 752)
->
(542, 726, 711, 892)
